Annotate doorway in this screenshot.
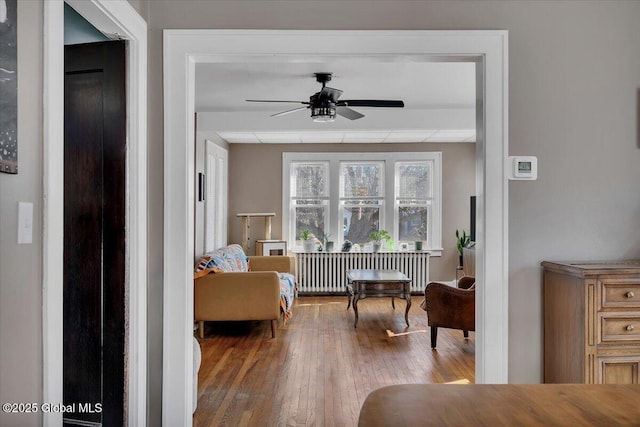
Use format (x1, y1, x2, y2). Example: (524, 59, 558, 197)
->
(43, 1, 147, 425)
(163, 30, 509, 425)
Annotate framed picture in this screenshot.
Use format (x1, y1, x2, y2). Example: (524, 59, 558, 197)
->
(0, 0, 18, 174)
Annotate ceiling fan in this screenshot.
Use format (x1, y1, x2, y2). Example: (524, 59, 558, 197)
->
(246, 72, 405, 122)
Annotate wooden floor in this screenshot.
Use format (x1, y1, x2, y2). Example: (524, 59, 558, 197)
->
(194, 295, 475, 427)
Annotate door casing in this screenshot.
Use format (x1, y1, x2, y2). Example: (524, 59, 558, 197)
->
(43, 1, 147, 426)
(163, 29, 509, 425)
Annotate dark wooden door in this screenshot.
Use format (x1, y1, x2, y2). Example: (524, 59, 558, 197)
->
(64, 40, 126, 427)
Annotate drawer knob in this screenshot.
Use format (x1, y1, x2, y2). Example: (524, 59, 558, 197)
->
(626, 324, 635, 332)
(626, 291, 635, 298)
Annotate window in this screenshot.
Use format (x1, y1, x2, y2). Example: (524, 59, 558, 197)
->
(290, 162, 328, 244)
(396, 162, 431, 244)
(283, 152, 442, 254)
(341, 162, 384, 245)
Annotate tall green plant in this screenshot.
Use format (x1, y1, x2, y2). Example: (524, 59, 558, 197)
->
(456, 229, 470, 256)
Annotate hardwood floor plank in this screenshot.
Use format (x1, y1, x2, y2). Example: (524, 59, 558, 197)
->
(194, 296, 475, 426)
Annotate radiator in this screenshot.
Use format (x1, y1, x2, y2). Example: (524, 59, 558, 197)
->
(295, 252, 430, 294)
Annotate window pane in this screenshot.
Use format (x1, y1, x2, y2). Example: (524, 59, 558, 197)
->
(398, 207, 428, 242)
(293, 163, 327, 197)
(398, 163, 430, 199)
(295, 206, 325, 241)
(343, 206, 380, 245)
(341, 162, 383, 198)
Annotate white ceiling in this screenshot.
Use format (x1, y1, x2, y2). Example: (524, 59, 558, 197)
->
(195, 60, 477, 143)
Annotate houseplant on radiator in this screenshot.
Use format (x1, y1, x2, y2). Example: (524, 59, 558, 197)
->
(415, 221, 427, 251)
(321, 232, 334, 253)
(369, 229, 392, 253)
(299, 229, 316, 252)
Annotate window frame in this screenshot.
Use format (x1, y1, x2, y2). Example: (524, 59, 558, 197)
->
(289, 161, 330, 245)
(283, 152, 442, 255)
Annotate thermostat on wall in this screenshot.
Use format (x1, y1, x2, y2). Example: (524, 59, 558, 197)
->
(509, 156, 537, 180)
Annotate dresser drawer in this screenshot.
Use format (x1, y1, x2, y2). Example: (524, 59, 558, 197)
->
(599, 314, 640, 344)
(596, 355, 640, 384)
(600, 279, 640, 309)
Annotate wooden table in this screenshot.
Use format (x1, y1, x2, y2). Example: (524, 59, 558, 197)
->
(346, 269, 412, 328)
(358, 384, 640, 426)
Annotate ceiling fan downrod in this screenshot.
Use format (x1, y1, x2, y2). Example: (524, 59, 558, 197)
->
(314, 72, 332, 88)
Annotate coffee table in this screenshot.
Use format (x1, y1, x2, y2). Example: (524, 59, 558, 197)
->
(346, 269, 412, 328)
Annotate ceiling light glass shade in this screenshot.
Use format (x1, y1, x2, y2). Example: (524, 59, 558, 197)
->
(311, 105, 336, 122)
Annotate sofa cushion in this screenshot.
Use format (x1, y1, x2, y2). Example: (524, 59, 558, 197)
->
(194, 244, 249, 278)
(217, 244, 249, 272)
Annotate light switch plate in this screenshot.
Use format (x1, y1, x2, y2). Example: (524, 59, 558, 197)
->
(18, 202, 33, 244)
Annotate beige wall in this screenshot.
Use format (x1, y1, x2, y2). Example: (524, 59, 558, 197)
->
(0, 1, 43, 425)
(227, 143, 475, 282)
(147, 0, 640, 393)
(1, 2, 640, 427)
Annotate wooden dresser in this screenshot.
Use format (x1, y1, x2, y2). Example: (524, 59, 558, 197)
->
(542, 260, 640, 384)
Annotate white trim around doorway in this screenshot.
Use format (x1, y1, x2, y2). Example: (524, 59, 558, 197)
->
(43, 1, 147, 426)
(163, 30, 509, 426)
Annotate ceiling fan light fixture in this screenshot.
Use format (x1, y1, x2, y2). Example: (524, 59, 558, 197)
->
(311, 104, 336, 123)
(246, 72, 404, 121)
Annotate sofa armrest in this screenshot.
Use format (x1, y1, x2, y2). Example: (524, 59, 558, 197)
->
(248, 256, 295, 274)
(194, 271, 280, 321)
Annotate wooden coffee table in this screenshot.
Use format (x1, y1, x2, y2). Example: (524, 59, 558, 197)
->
(346, 269, 412, 328)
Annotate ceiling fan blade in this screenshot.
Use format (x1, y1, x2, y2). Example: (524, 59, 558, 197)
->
(338, 100, 404, 108)
(318, 86, 343, 102)
(246, 99, 309, 104)
(271, 106, 308, 117)
(336, 106, 365, 120)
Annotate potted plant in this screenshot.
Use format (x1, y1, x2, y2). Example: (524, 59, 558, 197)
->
(369, 229, 392, 253)
(456, 229, 471, 266)
(415, 222, 427, 251)
(321, 231, 334, 253)
(299, 229, 316, 252)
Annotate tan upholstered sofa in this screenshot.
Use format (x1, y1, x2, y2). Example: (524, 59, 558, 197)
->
(194, 253, 295, 339)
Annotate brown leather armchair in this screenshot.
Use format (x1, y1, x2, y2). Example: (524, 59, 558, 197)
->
(420, 276, 475, 348)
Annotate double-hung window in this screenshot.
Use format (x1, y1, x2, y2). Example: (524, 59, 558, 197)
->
(283, 152, 442, 255)
(396, 161, 432, 244)
(340, 161, 385, 246)
(290, 161, 329, 243)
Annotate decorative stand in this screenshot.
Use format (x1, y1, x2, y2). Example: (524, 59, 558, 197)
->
(236, 212, 276, 252)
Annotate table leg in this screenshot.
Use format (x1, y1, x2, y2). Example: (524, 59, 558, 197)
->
(391, 297, 395, 309)
(404, 292, 411, 327)
(353, 295, 359, 328)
